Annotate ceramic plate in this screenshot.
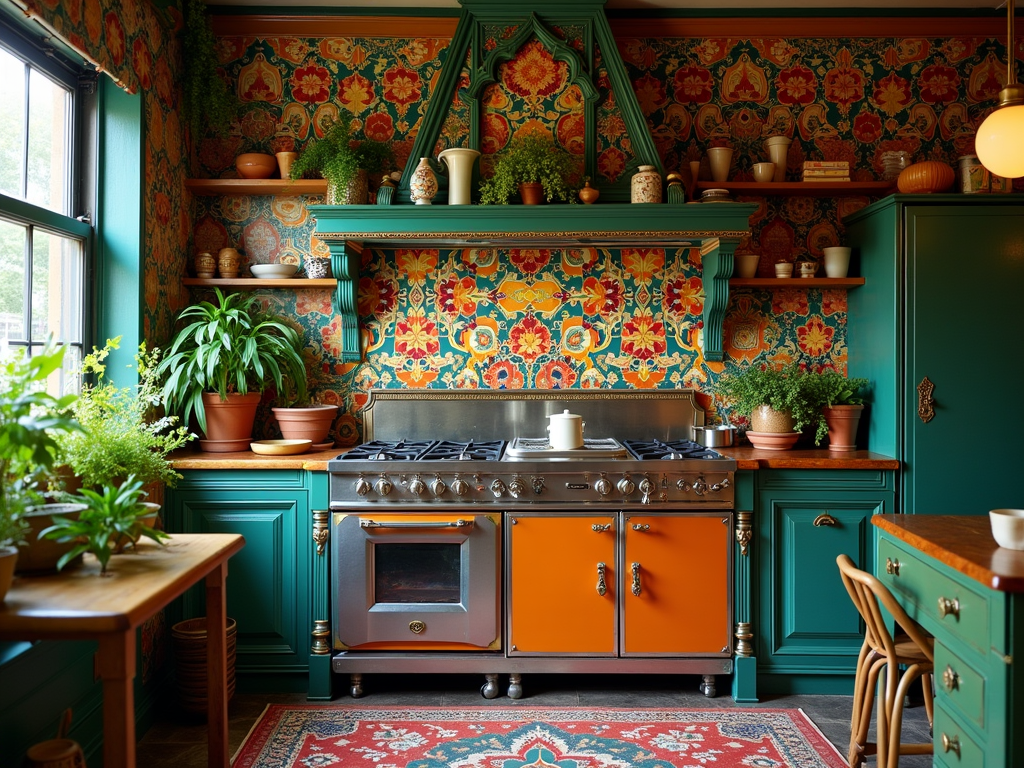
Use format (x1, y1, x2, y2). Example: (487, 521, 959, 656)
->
(310, 440, 336, 450)
(251, 439, 312, 455)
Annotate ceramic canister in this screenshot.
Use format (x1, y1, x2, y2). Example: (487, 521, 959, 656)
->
(631, 165, 662, 203)
(217, 247, 241, 278)
(546, 409, 585, 450)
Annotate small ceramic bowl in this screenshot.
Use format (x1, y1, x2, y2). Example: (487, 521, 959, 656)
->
(775, 262, 794, 278)
(235, 152, 277, 179)
(250, 263, 299, 279)
(990, 509, 1024, 549)
(752, 162, 776, 183)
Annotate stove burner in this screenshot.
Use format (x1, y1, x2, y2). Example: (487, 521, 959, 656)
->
(624, 439, 723, 461)
(419, 440, 506, 462)
(338, 440, 436, 461)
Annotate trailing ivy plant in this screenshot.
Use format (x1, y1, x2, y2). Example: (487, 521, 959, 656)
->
(183, 0, 237, 138)
(478, 135, 579, 204)
(289, 113, 394, 202)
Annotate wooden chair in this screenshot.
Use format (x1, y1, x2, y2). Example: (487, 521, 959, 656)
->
(836, 554, 935, 768)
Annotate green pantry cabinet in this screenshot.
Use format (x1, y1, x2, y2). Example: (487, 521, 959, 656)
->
(845, 196, 1024, 514)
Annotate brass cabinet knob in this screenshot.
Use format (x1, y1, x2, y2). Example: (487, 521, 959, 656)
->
(941, 732, 961, 759)
(938, 595, 961, 620)
(885, 557, 901, 576)
(942, 664, 960, 692)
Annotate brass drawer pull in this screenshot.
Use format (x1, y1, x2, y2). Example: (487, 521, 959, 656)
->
(592, 523, 611, 532)
(943, 664, 960, 692)
(631, 562, 642, 596)
(885, 557, 901, 576)
(938, 596, 961, 620)
(813, 513, 837, 527)
(596, 562, 607, 596)
(632, 523, 650, 532)
(941, 732, 961, 759)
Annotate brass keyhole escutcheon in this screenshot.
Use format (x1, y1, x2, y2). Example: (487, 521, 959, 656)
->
(409, 620, 426, 634)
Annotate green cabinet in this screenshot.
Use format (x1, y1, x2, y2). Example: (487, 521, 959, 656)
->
(756, 469, 894, 695)
(845, 196, 1024, 514)
(167, 469, 317, 691)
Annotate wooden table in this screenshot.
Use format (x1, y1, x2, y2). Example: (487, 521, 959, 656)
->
(0, 533, 245, 768)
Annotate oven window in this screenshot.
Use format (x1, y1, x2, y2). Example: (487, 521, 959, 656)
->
(374, 543, 461, 603)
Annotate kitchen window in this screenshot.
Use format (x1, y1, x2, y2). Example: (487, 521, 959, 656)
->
(0, 15, 92, 394)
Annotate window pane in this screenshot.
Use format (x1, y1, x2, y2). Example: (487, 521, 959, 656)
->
(26, 67, 69, 213)
(0, 48, 26, 199)
(31, 228, 82, 344)
(0, 218, 26, 341)
(29, 342, 80, 398)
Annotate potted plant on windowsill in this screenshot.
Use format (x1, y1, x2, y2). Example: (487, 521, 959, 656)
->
(804, 369, 870, 451)
(157, 288, 308, 452)
(717, 363, 816, 451)
(289, 113, 394, 204)
(478, 135, 579, 205)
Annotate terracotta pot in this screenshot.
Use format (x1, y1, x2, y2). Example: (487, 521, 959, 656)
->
(518, 182, 545, 205)
(0, 546, 17, 602)
(200, 392, 261, 452)
(578, 181, 600, 204)
(15, 503, 88, 574)
(746, 431, 800, 451)
(750, 405, 795, 433)
(275, 151, 298, 179)
(896, 161, 955, 194)
(235, 153, 277, 179)
(823, 404, 864, 452)
(272, 404, 338, 445)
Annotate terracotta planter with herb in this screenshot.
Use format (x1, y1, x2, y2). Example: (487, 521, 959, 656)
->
(747, 405, 800, 450)
(272, 404, 338, 446)
(201, 392, 261, 452)
(518, 182, 544, 205)
(822, 404, 864, 452)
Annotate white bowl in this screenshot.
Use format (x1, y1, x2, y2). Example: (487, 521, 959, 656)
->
(250, 263, 298, 279)
(990, 509, 1024, 550)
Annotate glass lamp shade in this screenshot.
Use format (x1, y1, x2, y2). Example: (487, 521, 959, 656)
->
(976, 104, 1024, 179)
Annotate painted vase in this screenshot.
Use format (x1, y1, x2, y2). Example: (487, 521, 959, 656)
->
(630, 165, 661, 203)
(409, 157, 438, 205)
(194, 251, 216, 279)
(217, 247, 241, 278)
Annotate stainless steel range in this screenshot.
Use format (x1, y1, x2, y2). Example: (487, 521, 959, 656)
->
(328, 389, 737, 700)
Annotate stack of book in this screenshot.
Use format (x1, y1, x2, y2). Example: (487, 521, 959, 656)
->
(802, 161, 850, 182)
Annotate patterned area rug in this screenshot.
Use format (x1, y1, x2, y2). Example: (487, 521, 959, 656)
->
(233, 706, 846, 767)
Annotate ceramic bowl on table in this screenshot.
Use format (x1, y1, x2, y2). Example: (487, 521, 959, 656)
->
(990, 509, 1024, 549)
(250, 263, 298, 279)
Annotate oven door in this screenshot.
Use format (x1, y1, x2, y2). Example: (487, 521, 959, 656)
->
(333, 511, 501, 651)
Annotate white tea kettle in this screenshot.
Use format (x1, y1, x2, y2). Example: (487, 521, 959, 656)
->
(547, 410, 585, 450)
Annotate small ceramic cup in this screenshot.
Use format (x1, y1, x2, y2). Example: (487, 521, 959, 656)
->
(734, 253, 760, 279)
(752, 162, 776, 183)
(775, 262, 794, 278)
(26, 739, 86, 768)
(823, 246, 852, 278)
(798, 261, 817, 278)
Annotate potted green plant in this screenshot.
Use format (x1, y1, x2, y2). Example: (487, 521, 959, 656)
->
(157, 288, 308, 452)
(0, 342, 82, 595)
(289, 113, 394, 204)
(717, 363, 816, 450)
(478, 135, 579, 205)
(41, 476, 168, 575)
(804, 369, 870, 451)
(183, 0, 237, 138)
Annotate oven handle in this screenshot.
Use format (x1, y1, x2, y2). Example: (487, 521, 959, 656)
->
(358, 518, 475, 529)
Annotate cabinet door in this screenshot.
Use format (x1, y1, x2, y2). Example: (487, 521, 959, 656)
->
(507, 514, 616, 655)
(621, 513, 731, 656)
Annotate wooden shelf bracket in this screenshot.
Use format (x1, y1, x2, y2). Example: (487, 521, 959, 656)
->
(325, 240, 364, 362)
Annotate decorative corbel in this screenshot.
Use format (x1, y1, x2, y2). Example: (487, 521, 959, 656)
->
(735, 510, 752, 557)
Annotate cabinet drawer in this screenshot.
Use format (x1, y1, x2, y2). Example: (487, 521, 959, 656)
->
(878, 538, 989, 657)
(933, 707, 985, 768)
(934, 641, 985, 731)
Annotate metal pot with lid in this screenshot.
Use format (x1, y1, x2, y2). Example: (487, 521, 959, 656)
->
(546, 409, 585, 450)
(692, 424, 736, 448)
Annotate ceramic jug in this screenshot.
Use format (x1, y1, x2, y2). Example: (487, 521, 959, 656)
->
(437, 148, 480, 205)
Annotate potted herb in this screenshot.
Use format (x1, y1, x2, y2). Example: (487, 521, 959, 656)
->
(717, 363, 816, 450)
(804, 369, 870, 451)
(41, 476, 168, 575)
(478, 135, 579, 205)
(183, 0, 237, 138)
(289, 113, 394, 204)
(157, 288, 308, 452)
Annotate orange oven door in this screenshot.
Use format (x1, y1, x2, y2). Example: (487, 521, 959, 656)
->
(332, 512, 501, 651)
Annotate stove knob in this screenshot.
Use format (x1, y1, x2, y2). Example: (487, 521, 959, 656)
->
(451, 477, 469, 497)
(617, 478, 635, 495)
(676, 478, 693, 493)
(430, 477, 447, 496)
(490, 479, 506, 498)
(355, 477, 372, 496)
(408, 477, 426, 495)
(374, 476, 393, 497)
(594, 477, 612, 496)
(508, 478, 527, 498)
(638, 477, 654, 505)
(531, 477, 546, 495)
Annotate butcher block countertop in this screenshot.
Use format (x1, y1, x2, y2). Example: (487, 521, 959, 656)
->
(874, 514, 1024, 592)
(170, 445, 897, 472)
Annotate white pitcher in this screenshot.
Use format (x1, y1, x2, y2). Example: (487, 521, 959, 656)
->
(438, 148, 481, 205)
(547, 410, 585, 450)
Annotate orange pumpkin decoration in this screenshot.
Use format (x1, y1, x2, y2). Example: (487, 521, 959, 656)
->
(896, 160, 955, 193)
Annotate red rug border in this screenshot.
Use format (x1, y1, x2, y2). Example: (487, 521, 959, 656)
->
(233, 703, 847, 766)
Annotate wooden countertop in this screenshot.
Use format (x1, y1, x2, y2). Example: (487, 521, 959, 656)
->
(170, 447, 350, 471)
(873, 514, 1024, 592)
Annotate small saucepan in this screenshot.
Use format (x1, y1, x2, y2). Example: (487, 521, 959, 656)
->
(693, 424, 736, 448)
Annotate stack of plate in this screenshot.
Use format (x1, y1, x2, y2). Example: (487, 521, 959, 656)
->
(701, 188, 732, 203)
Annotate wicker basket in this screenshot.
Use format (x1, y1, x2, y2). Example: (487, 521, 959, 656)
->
(171, 617, 238, 714)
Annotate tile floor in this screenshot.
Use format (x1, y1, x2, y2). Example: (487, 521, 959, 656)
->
(136, 672, 933, 767)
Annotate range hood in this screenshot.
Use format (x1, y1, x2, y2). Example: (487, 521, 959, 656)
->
(311, 0, 754, 363)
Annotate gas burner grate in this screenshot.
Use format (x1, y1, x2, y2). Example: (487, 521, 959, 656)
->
(418, 440, 506, 461)
(338, 440, 437, 461)
(624, 439, 724, 461)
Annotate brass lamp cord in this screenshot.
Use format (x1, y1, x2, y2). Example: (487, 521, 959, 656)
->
(1000, 0, 1024, 105)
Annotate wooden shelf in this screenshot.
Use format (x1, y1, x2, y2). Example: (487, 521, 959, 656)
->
(697, 181, 894, 198)
(182, 278, 337, 288)
(185, 179, 328, 196)
(730, 277, 866, 288)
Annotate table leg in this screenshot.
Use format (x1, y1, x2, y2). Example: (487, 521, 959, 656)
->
(206, 562, 229, 768)
(96, 631, 136, 768)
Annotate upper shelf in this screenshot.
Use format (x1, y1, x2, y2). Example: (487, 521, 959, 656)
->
(696, 180, 895, 198)
(730, 277, 865, 288)
(185, 179, 327, 196)
(182, 278, 336, 288)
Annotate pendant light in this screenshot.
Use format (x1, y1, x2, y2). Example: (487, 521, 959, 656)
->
(975, 0, 1024, 178)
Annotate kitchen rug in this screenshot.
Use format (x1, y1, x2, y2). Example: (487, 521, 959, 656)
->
(232, 705, 846, 767)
